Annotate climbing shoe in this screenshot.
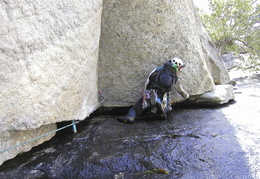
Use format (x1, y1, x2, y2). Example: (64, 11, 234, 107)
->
(117, 116, 135, 124)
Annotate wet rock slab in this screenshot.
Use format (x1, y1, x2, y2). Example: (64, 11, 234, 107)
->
(1, 72, 259, 179)
(0, 104, 256, 179)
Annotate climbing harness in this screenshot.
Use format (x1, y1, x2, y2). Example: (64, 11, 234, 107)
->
(142, 89, 172, 119)
(142, 90, 151, 109)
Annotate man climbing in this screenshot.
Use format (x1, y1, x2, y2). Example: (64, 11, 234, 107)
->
(117, 58, 188, 124)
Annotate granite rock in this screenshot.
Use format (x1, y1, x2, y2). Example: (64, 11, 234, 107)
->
(188, 85, 235, 105)
(0, 0, 102, 165)
(98, 0, 230, 106)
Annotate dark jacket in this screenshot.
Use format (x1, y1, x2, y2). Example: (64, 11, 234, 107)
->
(146, 62, 178, 92)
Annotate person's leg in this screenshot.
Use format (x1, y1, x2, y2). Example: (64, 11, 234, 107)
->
(127, 98, 144, 117)
(157, 92, 164, 101)
(156, 92, 169, 120)
(117, 98, 144, 123)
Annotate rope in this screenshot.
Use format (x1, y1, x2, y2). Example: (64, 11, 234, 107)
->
(0, 121, 79, 154)
(0, 91, 133, 154)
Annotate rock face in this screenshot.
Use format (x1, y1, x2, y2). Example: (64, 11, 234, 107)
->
(98, 0, 230, 106)
(189, 85, 235, 105)
(0, 0, 233, 165)
(0, 124, 56, 166)
(0, 0, 102, 165)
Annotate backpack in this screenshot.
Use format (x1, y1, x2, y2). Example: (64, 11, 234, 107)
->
(146, 63, 178, 92)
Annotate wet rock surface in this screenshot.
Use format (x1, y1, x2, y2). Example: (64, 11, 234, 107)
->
(0, 73, 259, 179)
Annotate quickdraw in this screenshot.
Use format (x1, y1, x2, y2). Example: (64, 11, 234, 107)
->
(142, 90, 151, 109)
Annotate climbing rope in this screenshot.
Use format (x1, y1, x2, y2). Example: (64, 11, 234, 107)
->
(0, 121, 79, 154)
(0, 91, 136, 154)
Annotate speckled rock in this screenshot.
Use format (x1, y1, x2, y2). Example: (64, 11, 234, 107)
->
(188, 85, 235, 105)
(0, 124, 56, 166)
(0, 0, 234, 166)
(98, 0, 230, 106)
(0, 0, 102, 165)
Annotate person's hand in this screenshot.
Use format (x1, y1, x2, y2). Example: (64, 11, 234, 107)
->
(175, 81, 189, 99)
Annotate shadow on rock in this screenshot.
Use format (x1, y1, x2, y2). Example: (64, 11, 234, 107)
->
(0, 103, 255, 179)
(1, 73, 259, 178)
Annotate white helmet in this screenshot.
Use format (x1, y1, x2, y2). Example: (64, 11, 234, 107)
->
(169, 58, 185, 71)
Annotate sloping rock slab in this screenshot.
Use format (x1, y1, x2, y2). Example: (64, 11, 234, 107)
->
(0, 107, 252, 179)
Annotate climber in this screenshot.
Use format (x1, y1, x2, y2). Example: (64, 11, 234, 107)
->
(117, 58, 188, 124)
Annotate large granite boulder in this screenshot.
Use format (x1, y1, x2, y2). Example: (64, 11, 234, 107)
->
(98, 0, 231, 106)
(0, 0, 102, 165)
(0, 0, 234, 166)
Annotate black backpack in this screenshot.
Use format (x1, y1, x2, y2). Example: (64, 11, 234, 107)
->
(147, 63, 178, 92)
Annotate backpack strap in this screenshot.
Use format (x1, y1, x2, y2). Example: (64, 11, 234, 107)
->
(155, 66, 164, 83)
